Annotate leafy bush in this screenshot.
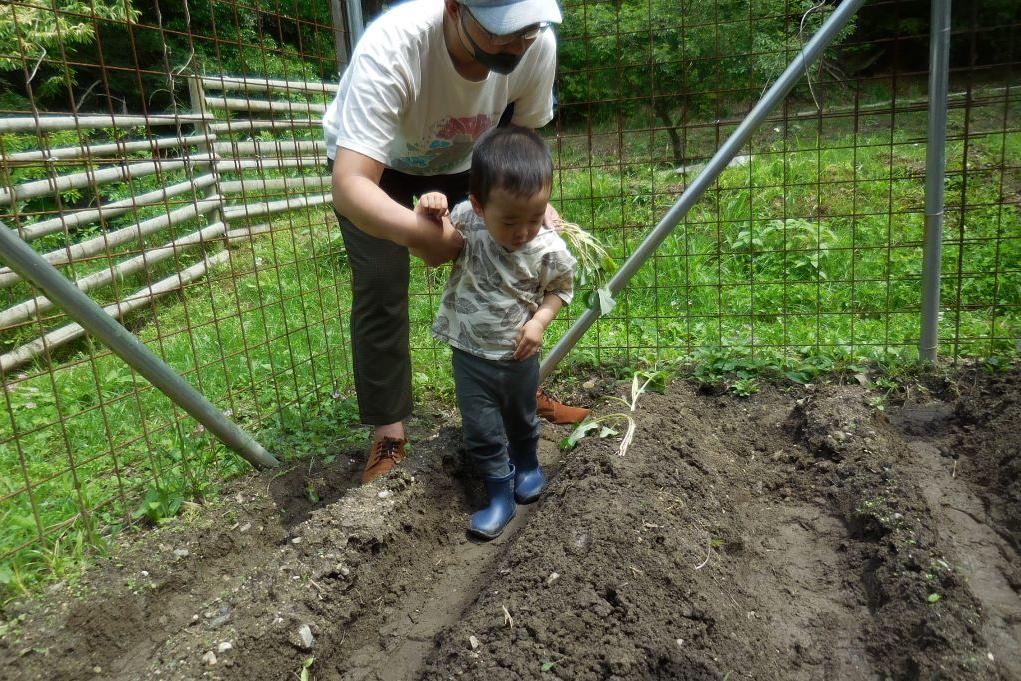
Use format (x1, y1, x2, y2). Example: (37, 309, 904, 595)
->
(557, 0, 858, 162)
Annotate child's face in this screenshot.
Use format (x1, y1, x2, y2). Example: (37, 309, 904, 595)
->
(470, 185, 551, 252)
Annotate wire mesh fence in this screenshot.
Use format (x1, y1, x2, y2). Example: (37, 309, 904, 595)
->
(537, 0, 1020, 370)
(0, 0, 1018, 592)
(0, 0, 351, 590)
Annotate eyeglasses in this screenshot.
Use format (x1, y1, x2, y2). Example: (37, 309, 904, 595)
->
(462, 6, 550, 46)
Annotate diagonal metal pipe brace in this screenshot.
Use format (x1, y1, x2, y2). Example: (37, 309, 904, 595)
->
(0, 219, 280, 470)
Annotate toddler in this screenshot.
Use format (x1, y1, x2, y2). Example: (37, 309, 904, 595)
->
(415, 126, 575, 539)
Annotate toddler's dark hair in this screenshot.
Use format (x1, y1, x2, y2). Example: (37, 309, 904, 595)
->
(470, 126, 552, 206)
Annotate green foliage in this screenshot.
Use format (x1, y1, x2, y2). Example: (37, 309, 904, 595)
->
(0, 1, 138, 98)
(0, 0, 334, 112)
(557, 0, 857, 161)
(132, 486, 184, 524)
(728, 218, 837, 282)
(729, 377, 760, 397)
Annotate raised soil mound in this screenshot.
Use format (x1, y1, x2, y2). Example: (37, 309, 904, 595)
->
(2, 368, 1018, 680)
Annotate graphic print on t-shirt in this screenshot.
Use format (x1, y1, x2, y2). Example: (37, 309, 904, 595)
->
(393, 113, 496, 173)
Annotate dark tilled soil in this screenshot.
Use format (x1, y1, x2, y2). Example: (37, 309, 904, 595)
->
(1, 368, 1018, 680)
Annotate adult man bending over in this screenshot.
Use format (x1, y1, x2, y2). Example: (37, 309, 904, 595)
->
(325, 0, 589, 485)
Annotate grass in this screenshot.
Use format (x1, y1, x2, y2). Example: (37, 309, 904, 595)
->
(531, 114, 1021, 366)
(1, 94, 1019, 601)
(0, 207, 364, 598)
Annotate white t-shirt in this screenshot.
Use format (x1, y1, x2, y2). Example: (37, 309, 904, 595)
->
(322, 0, 557, 174)
(433, 201, 575, 361)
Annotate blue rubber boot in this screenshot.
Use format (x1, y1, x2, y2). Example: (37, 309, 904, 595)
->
(469, 465, 516, 540)
(510, 446, 546, 504)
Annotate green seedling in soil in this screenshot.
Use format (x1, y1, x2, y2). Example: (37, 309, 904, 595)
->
(296, 656, 315, 681)
(982, 355, 1014, 374)
(927, 593, 942, 604)
(132, 487, 185, 525)
(873, 376, 899, 392)
(729, 377, 759, 397)
(868, 395, 887, 412)
(306, 481, 320, 504)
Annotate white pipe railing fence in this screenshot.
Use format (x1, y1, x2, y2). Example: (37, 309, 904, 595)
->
(0, 75, 334, 372)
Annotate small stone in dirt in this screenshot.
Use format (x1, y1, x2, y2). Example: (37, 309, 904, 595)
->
(217, 642, 233, 654)
(208, 606, 232, 628)
(582, 379, 596, 389)
(546, 572, 560, 585)
(298, 624, 314, 650)
(173, 548, 189, 558)
(202, 651, 217, 666)
(572, 533, 592, 552)
(239, 523, 251, 533)
(291, 537, 302, 544)
(140, 570, 149, 577)
(988, 652, 995, 662)
(93, 666, 102, 674)
(468, 635, 480, 650)
(676, 639, 684, 648)
(378, 490, 393, 499)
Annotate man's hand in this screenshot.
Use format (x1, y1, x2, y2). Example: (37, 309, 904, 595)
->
(513, 319, 545, 360)
(544, 203, 563, 231)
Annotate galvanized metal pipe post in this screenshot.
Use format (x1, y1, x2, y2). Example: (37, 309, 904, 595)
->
(919, 0, 952, 362)
(345, 0, 365, 49)
(540, 0, 867, 382)
(0, 219, 280, 470)
(329, 0, 351, 73)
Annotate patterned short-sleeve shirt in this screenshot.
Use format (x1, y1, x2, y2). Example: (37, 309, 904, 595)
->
(432, 201, 576, 361)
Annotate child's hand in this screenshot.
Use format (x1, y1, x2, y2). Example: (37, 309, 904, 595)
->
(513, 319, 545, 360)
(415, 192, 449, 222)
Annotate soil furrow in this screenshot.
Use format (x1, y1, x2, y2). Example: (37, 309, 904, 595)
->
(2, 368, 1017, 681)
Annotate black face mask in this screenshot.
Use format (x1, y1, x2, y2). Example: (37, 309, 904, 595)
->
(459, 12, 525, 75)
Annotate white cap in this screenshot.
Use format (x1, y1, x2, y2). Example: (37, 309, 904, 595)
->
(459, 0, 562, 35)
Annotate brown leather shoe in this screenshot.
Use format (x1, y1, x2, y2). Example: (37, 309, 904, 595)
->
(536, 390, 590, 425)
(361, 437, 406, 485)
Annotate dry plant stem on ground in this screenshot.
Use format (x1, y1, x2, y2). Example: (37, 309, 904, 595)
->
(565, 373, 656, 457)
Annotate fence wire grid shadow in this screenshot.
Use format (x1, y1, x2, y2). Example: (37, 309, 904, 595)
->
(0, 0, 1017, 592)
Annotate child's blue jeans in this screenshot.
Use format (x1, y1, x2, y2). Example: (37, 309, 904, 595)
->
(451, 348, 540, 478)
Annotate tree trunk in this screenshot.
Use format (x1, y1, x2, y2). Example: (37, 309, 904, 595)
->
(652, 98, 684, 165)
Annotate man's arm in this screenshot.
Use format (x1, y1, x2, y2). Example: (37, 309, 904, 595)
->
(332, 148, 463, 265)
